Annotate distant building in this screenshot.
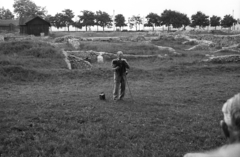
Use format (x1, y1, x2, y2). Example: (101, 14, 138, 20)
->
(0, 19, 19, 31)
(19, 16, 51, 36)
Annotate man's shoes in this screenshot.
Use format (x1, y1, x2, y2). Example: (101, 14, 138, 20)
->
(113, 98, 118, 101)
(113, 98, 122, 102)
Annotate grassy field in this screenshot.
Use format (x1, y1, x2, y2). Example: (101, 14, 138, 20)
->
(1, 33, 240, 157)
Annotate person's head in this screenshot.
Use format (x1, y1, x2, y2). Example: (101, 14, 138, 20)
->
(117, 51, 123, 60)
(221, 93, 240, 143)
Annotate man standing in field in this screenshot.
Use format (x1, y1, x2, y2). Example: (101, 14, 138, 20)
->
(112, 51, 130, 101)
(184, 93, 240, 157)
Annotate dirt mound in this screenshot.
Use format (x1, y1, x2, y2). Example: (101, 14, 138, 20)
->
(187, 43, 211, 51)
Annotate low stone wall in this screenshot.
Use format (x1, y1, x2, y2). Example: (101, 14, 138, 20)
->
(53, 35, 162, 44)
(186, 43, 212, 51)
(212, 44, 240, 53)
(204, 55, 240, 63)
(189, 34, 240, 47)
(62, 49, 92, 70)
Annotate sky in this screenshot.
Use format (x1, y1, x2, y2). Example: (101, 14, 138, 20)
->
(1, 0, 240, 21)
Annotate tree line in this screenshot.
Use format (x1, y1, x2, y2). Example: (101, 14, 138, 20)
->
(1, 0, 239, 31)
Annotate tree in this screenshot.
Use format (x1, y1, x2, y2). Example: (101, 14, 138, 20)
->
(180, 13, 190, 30)
(160, 10, 189, 31)
(210, 15, 221, 30)
(72, 21, 82, 30)
(0, 7, 15, 19)
(44, 13, 66, 29)
(129, 15, 143, 31)
(191, 11, 209, 29)
(13, 0, 47, 18)
(160, 10, 173, 31)
(145, 13, 161, 31)
(171, 12, 183, 29)
(52, 13, 66, 29)
(78, 10, 95, 31)
(95, 11, 101, 31)
(221, 15, 237, 29)
(44, 14, 54, 23)
(95, 11, 112, 31)
(61, 9, 75, 31)
(114, 14, 127, 31)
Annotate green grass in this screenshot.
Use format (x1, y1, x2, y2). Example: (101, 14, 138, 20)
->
(1, 35, 240, 156)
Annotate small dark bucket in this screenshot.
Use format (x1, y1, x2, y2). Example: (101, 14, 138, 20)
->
(99, 93, 105, 100)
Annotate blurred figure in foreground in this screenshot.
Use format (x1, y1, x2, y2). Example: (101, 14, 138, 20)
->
(184, 93, 240, 157)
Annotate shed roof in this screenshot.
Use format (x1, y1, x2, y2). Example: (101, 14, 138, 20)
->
(0, 19, 19, 26)
(19, 16, 51, 26)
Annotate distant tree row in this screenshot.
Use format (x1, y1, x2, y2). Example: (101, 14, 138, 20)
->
(1, 0, 239, 31)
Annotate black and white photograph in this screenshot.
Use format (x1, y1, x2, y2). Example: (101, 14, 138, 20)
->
(0, 0, 240, 156)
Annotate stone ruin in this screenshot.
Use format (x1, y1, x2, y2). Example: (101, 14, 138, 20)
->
(204, 55, 240, 63)
(213, 44, 240, 53)
(62, 49, 92, 70)
(188, 34, 240, 48)
(67, 55, 92, 70)
(68, 38, 80, 49)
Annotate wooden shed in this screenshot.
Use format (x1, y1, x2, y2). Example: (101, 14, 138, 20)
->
(19, 16, 51, 36)
(0, 19, 19, 31)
